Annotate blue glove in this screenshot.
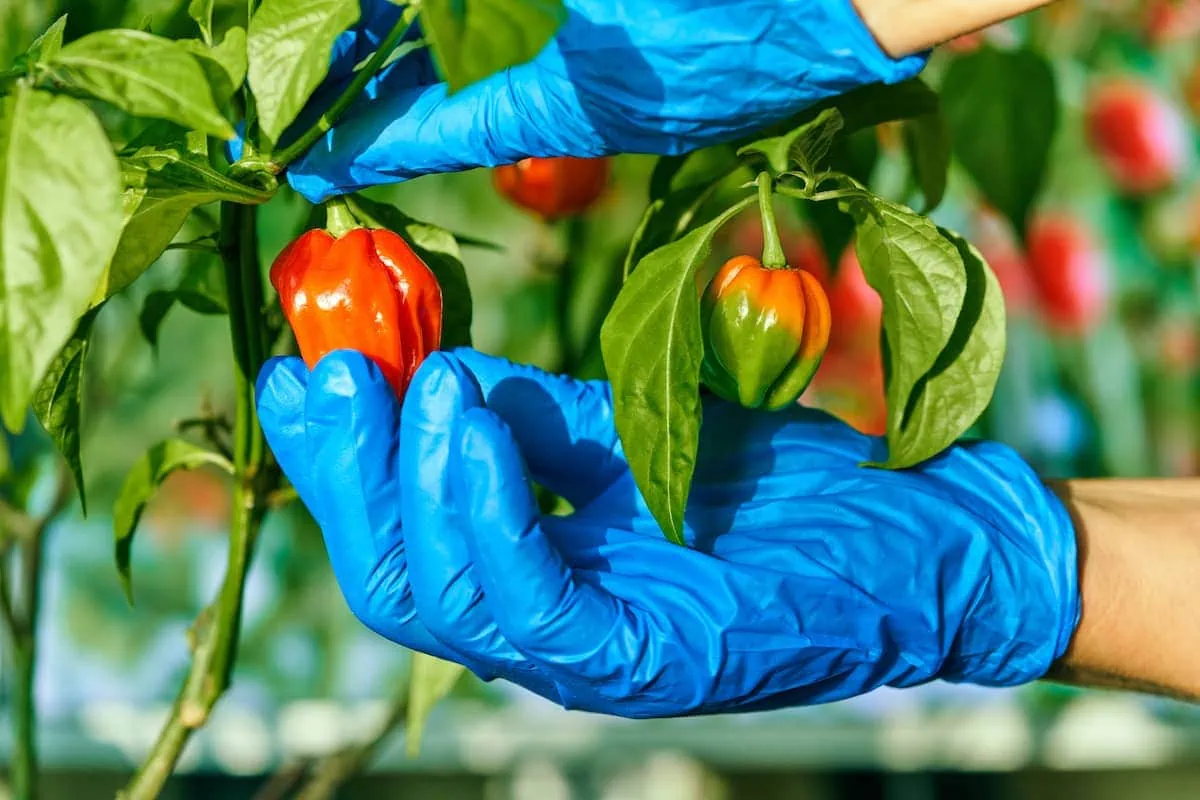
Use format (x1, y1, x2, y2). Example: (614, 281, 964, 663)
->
(285, 0, 928, 203)
(257, 349, 1081, 716)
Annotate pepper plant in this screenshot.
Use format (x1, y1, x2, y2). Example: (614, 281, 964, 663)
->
(0, 1, 1065, 797)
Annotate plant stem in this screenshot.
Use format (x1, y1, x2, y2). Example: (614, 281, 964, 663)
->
(756, 172, 787, 268)
(119, 202, 272, 800)
(293, 688, 409, 800)
(272, 6, 419, 170)
(1, 467, 72, 800)
(323, 197, 358, 237)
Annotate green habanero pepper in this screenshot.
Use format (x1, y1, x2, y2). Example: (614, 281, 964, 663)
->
(700, 254, 832, 411)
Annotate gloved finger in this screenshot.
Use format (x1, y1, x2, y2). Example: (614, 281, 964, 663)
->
(452, 406, 631, 682)
(399, 356, 503, 661)
(301, 350, 442, 654)
(446, 348, 625, 508)
(256, 356, 315, 502)
(400, 355, 554, 690)
(287, 58, 603, 203)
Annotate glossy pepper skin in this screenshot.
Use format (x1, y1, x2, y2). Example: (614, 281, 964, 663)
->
(701, 255, 831, 411)
(492, 156, 610, 221)
(270, 227, 442, 398)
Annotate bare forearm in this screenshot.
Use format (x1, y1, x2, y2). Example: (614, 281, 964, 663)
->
(852, 0, 1056, 56)
(1045, 479, 1200, 701)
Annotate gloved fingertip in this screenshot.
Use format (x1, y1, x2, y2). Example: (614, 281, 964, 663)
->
(404, 351, 484, 423)
(256, 355, 308, 411)
(309, 349, 389, 399)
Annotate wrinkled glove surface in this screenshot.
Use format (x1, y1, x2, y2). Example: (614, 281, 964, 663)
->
(257, 349, 1080, 717)
(283, 0, 928, 202)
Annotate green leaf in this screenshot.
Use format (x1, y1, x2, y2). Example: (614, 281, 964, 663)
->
(941, 47, 1058, 234)
(94, 144, 273, 302)
(421, 0, 565, 92)
(902, 108, 950, 213)
(139, 256, 227, 349)
(407, 653, 464, 757)
(600, 195, 755, 544)
(49, 29, 235, 139)
(823, 78, 940, 134)
(113, 439, 233, 603)
(347, 195, 474, 349)
(247, 0, 360, 143)
(188, 0, 215, 44)
(648, 145, 740, 202)
(0, 87, 122, 432)
(11, 14, 68, 73)
(882, 228, 1005, 467)
(628, 147, 745, 277)
(179, 27, 248, 106)
(848, 197, 968, 469)
(33, 306, 100, 515)
(737, 108, 845, 175)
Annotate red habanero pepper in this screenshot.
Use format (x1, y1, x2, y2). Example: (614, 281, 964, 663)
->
(270, 226, 443, 399)
(492, 156, 610, 221)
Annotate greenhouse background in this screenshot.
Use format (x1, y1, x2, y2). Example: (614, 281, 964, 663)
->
(4, 0, 1200, 797)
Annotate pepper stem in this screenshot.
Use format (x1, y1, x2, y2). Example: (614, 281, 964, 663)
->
(756, 172, 787, 269)
(324, 197, 358, 238)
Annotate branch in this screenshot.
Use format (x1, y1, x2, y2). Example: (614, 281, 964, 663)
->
(271, 6, 419, 169)
(292, 690, 409, 800)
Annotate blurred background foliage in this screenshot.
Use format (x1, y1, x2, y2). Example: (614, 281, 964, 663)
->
(4, 0, 1200, 797)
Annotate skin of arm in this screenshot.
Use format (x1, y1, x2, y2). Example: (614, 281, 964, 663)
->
(1045, 479, 1200, 701)
(852, 0, 1056, 56)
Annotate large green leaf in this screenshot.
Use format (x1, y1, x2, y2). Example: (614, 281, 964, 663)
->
(848, 197, 967, 469)
(94, 144, 273, 302)
(179, 27, 248, 106)
(247, 0, 360, 143)
(600, 195, 755, 544)
(941, 47, 1058, 235)
(421, 0, 565, 92)
(880, 228, 1005, 468)
(33, 306, 100, 514)
(347, 195, 474, 349)
(113, 439, 233, 603)
(407, 653, 464, 757)
(813, 78, 940, 135)
(49, 29, 234, 139)
(0, 86, 122, 432)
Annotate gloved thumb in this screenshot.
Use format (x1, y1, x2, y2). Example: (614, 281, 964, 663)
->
(286, 56, 604, 203)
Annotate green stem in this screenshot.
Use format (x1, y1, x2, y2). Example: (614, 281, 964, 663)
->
(10, 639, 36, 800)
(119, 203, 271, 800)
(324, 197, 358, 237)
(756, 172, 786, 268)
(1, 469, 71, 800)
(272, 6, 419, 170)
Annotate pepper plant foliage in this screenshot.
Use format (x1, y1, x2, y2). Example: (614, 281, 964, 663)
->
(0, 0, 1049, 790)
(0, 0, 560, 793)
(602, 86, 1009, 545)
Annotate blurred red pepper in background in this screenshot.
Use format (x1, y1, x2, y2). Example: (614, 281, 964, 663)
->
(1085, 77, 1189, 195)
(1026, 214, 1110, 334)
(492, 156, 610, 221)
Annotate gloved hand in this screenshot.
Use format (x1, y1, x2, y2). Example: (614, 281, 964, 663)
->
(284, 0, 929, 203)
(257, 348, 1081, 716)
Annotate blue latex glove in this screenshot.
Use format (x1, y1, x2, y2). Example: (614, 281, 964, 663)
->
(257, 349, 1081, 716)
(284, 0, 928, 202)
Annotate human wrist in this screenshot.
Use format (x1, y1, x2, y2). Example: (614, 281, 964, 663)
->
(849, 0, 1055, 57)
(1044, 479, 1200, 700)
